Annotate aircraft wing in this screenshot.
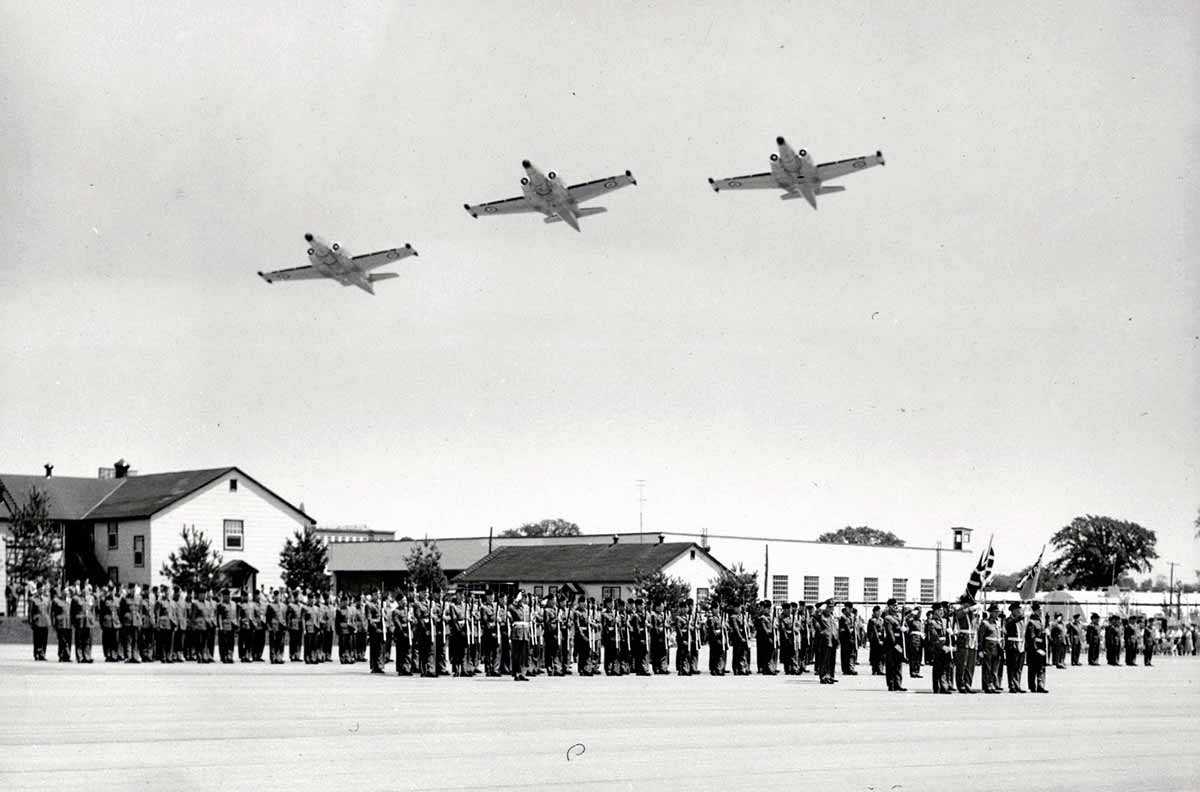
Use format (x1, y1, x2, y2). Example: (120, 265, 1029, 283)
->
(566, 171, 637, 204)
(352, 244, 416, 271)
(464, 196, 535, 218)
(815, 151, 885, 182)
(258, 265, 325, 283)
(707, 172, 779, 192)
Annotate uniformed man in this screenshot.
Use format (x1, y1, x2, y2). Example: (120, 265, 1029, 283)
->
(1049, 613, 1068, 669)
(98, 585, 119, 662)
(706, 602, 727, 675)
(1123, 616, 1140, 666)
(1085, 613, 1102, 665)
(951, 596, 978, 693)
(812, 600, 838, 684)
(798, 601, 813, 674)
(353, 594, 369, 663)
(1004, 602, 1026, 692)
(905, 607, 924, 678)
(480, 593, 499, 676)
(503, 590, 528, 681)
(433, 594, 450, 675)
(540, 595, 561, 676)
(216, 589, 237, 662)
(574, 599, 595, 676)
(882, 598, 907, 692)
(183, 589, 201, 661)
(1067, 613, 1084, 666)
(776, 602, 796, 675)
(139, 587, 156, 661)
(675, 598, 698, 676)
(978, 603, 1003, 693)
(866, 606, 884, 675)
(926, 601, 952, 693)
(52, 585, 72, 661)
(615, 599, 631, 675)
(286, 589, 303, 662)
(649, 600, 670, 674)
(412, 590, 435, 677)
(391, 593, 413, 675)
(362, 591, 383, 673)
(321, 593, 335, 662)
(1104, 614, 1122, 666)
(72, 584, 96, 663)
(335, 595, 353, 664)
(118, 584, 138, 663)
(447, 591, 468, 676)
(838, 603, 857, 676)
(728, 603, 750, 676)
(1141, 616, 1155, 666)
(265, 589, 285, 663)
(497, 593, 512, 676)
(1025, 602, 1049, 693)
(154, 586, 173, 662)
(28, 583, 51, 661)
(601, 599, 621, 675)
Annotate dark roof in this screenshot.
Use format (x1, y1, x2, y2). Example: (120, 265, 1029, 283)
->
(455, 542, 723, 584)
(329, 537, 491, 573)
(0, 475, 124, 521)
(0, 467, 313, 524)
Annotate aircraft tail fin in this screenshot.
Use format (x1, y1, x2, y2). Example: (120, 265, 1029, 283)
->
(367, 272, 399, 283)
(545, 206, 607, 224)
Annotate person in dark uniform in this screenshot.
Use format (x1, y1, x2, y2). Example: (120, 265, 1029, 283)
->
(363, 591, 384, 673)
(600, 599, 620, 675)
(798, 602, 813, 674)
(1141, 616, 1155, 666)
(353, 595, 369, 663)
(1049, 613, 1068, 669)
(72, 584, 96, 663)
(479, 593, 498, 676)
(335, 595, 352, 664)
(496, 593, 511, 676)
(215, 589, 237, 663)
(866, 606, 884, 675)
(139, 588, 155, 662)
(1104, 615, 1122, 666)
(978, 603, 1003, 693)
(251, 590, 268, 661)
(433, 595, 450, 675)
(447, 591, 467, 676)
(1025, 602, 1048, 693)
(118, 584, 138, 663)
(29, 583, 51, 661)
(319, 594, 333, 662)
(649, 600, 670, 674)
(776, 602, 796, 675)
(186, 590, 204, 662)
(285, 590, 303, 662)
(392, 593, 413, 675)
(1004, 602, 1026, 693)
(170, 587, 187, 662)
(52, 586, 72, 661)
(951, 597, 978, 693)
(412, 590, 435, 677)
(540, 598, 561, 676)
(728, 604, 750, 676)
(508, 590, 531, 681)
(674, 599, 697, 676)
(1085, 613, 1102, 665)
(265, 589, 285, 664)
(1067, 613, 1083, 666)
(811, 600, 836, 684)
(905, 607, 924, 679)
(882, 598, 906, 691)
(926, 601, 952, 693)
(1123, 617, 1139, 666)
(574, 599, 594, 676)
(838, 603, 857, 676)
(98, 585, 119, 662)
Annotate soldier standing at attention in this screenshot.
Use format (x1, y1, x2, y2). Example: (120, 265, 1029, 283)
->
(480, 593, 499, 676)
(364, 592, 385, 674)
(336, 595, 353, 664)
(139, 587, 155, 662)
(52, 585, 73, 661)
(508, 590, 531, 681)
(1123, 617, 1140, 666)
(237, 590, 253, 662)
(1104, 614, 1122, 666)
(951, 597, 978, 694)
(413, 590, 435, 677)
(882, 598, 907, 692)
(98, 585, 118, 662)
(1025, 602, 1049, 693)
(837, 603, 857, 676)
(675, 599, 697, 676)
(118, 584, 137, 663)
(540, 596, 560, 676)
(706, 602, 727, 676)
(1067, 613, 1084, 666)
(266, 589, 286, 664)
(1004, 602, 1027, 693)
(865, 606, 884, 675)
(601, 599, 620, 675)
(1049, 613, 1068, 669)
(1141, 616, 1155, 666)
(574, 599, 594, 676)
(728, 604, 750, 676)
(391, 593, 413, 675)
(29, 583, 50, 661)
(977, 603, 1003, 693)
(776, 602, 795, 675)
(73, 584, 97, 663)
(216, 589, 237, 663)
(447, 591, 468, 676)
(497, 593, 512, 676)
(185, 589, 202, 662)
(253, 589, 269, 661)
(286, 590, 303, 662)
(925, 602, 951, 693)
(905, 607, 924, 678)
(154, 586, 172, 662)
(1085, 613, 1102, 665)
(354, 594, 369, 663)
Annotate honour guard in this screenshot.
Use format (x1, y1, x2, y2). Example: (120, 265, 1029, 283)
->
(29, 583, 51, 661)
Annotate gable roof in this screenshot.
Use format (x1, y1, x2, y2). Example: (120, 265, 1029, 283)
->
(455, 542, 725, 584)
(329, 537, 493, 573)
(0, 467, 313, 524)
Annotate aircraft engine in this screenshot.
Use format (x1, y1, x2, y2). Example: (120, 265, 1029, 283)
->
(521, 177, 529, 185)
(307, 248, 314, 255)
(547, 171, 557, 179)
(331, 242, 340, 251)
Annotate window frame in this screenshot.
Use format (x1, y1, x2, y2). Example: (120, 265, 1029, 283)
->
(229, 478, 238, 493)
(803, 575, 820, 602)
(107, 566, 119, 586)
(771, 575, 789, 604)
(920, 578, 936, 603)
(892, 577, 908, 601)
(863, 577, 879, 603)
(107, 521, 118, 550)
(833, 576, 850, 601)
(695, 587, 709, 603)
(602, 586, 618, 602)
(133, 535, 145, 568)
(223, 519, 244, 551)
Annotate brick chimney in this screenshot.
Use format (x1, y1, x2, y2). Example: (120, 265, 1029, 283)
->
(611, 535, 620, 545)
(114, 459, 131, 479)
(44, 463, 53, 477)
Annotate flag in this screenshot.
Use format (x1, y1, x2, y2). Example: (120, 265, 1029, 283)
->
(1017, 544, 1047, 601)
(963, 534, 995, 604)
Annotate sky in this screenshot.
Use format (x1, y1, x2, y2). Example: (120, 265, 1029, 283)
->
(2, 1, 1197, 578)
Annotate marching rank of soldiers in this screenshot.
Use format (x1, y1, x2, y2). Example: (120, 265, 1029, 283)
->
(22, 581, 1169, 693)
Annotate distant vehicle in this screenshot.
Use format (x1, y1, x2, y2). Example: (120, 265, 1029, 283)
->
(464, 160, 637, 232)
(708, 136, 885, 209)
(258, 234, 417, 295)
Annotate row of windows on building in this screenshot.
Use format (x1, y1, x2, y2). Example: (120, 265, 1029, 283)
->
(102, 519, 246, 567)
(770, 575, 937, 604)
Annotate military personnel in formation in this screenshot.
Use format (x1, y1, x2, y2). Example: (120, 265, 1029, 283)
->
(1141, 616, 1154, 666)
(1104, 614, 1122, 666)
(1025, 602, 1049, 693)
(446, 591, 467, 676)
(496, 593, 512, 675)
(811, 600, 837, 684)
(266, 589, 285, 664)
(117, 584, 139, 663)
(28, 583, 51, 661)
(673, 599, 697, 676)
(1049, 613, 1068, 669)
(1123, 617, 1140, 666)
(776, 602, 797, 675)
(600, 599, 620, 675)
(392, 593, 414, 675)
(951, 597, 978, 694)
(71, 584, 97, 663)
(924, 601, 952, 693)
(648, 600, 669, 674)
(977, 603, 1004, 693)
(903, 607, 923, 679)
(184, 590, 202, 661)
(799, 602, 814, 674)
(335, 595, 354, 664)
(508, 590, 531, 681)
(216, 589, 237, 663)
(479, 593, 499, 676)
(882, 598, 906, 692)
(52, 586, 73, 661)
(413, 590, 435, 677)
(728, 604, 751, 676)
(574, 599, 596, 676)
(1003, 602, 1026, 693)
(1067, 613, 1083, 666)
(138, 588, 155, 661)
(866, 605, 884, 676)
(286, 590, 303, 662)
(837, 603, 857, 676)
(1085, 612, 1101, 665)
(363, 592, 383, 674)
(98, 585, 119, 662)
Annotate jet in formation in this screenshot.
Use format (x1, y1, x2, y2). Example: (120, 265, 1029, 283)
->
(464, 160, 637, 231)
(708, 136, 885, 209)
(257, 233, 418, 295)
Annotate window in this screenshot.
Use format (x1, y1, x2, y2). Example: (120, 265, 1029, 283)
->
(107, 566, 119, 586)
(920, 578, 935, 603)
(602, 586, 619, 602)
(133, 535, 145, 568)
(771, 575, 789, 603)
(863, 577, 879, 602)
(695, 587, 709, 603)
(803, 576, 820, 602)
(892, 578, 908, 601)
(833, 576, 849, 601)
(107, 522, 118, 550)
(229, 479, 238, 492)
(223, 519, 244, 550)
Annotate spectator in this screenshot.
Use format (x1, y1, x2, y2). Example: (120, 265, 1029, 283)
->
(5, 583, 16, 618)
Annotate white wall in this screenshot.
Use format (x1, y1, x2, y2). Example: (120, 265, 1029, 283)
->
(661, 547, 728, 598)
(149, 471, 308, 590)
(91, 518, 151, 586)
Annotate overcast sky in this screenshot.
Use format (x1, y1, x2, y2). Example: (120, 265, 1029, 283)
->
(2, 1, 1196, 577)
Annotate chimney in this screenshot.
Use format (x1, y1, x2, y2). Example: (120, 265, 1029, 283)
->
(44, 463, 53, 477)
(657, 533, 664, 544)
(114, 459, 130, 479)
(611, 535, 620, 545)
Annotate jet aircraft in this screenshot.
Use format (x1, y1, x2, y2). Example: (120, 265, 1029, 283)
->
(258, 233, 417, 295)
(464, 160, 637, 232)
(708, 137, 884, 209)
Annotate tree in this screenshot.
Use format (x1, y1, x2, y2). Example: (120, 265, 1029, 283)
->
(633, 567, 691, 608)
(709, 563, 759, 610)
(279, 528, 330, 593)
(817, 525, 906, 547)
(405, 539, 448, 593)
(1049, 515, 1158, 589)
(160, 526, 222, 592)
(499, 518, 582, 538)
(6, 485, 62, 587)
(990, 563, 1072, 592)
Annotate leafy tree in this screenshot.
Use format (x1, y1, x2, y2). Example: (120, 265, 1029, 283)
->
(709, 563, 759, 610)
(990, 564, 1072, 592)
(6, 485, 62, 587)
(160, 526, 222, 592)
(405, 539, 448, 593)
(499, 518, 582, 538)
(1049, 515, 1158, 589)
(633, 567, 691, 608)
(817, 525, 906, 547)
(279, 528, 329, 593)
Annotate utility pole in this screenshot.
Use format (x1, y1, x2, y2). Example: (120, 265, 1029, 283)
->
(1166, 561, 1180, 619)
(636, 480, 646, 543)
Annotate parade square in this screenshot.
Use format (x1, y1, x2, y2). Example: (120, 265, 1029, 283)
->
(1, 645, 1196, 792)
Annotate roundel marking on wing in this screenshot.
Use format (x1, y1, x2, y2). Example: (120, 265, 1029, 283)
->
(484, 206, 499, 214)
(387, 250, 400, 260)
(604, 180, 617, 189)
(728, 180, 742, 188)
(852, 159, 866, 169)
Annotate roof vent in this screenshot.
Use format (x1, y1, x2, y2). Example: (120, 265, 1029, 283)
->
(114, 459, 131, 479)
(611, 535, 620, 545)
(658, 533, 664, 544)
(44, 463, 53, 478)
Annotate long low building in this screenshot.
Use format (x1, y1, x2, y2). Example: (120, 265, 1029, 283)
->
(328, 527, 979, 604)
